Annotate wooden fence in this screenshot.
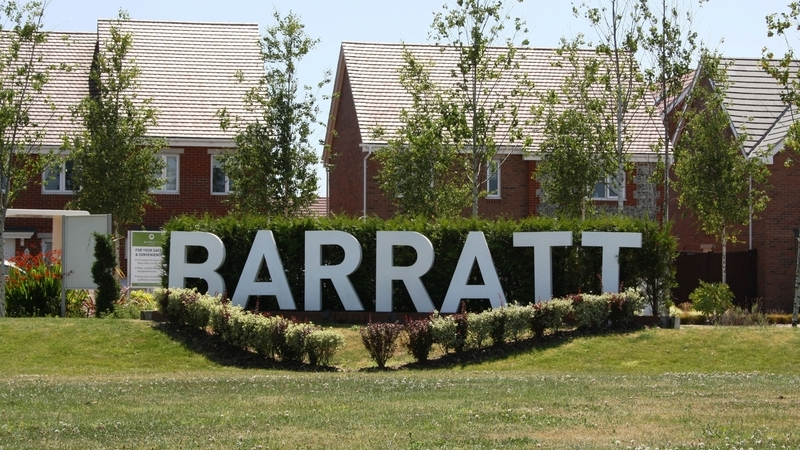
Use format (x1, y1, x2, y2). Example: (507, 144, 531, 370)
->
(674, 250, 758, 308)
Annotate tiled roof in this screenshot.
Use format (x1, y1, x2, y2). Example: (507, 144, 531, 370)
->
(22, 32, 96, 147)
(96, 19, 263, 143)
(720, 57, 798, 158)
(334, 41, 663, 158)
(306, 197, 328, 217)
(22, 20, 262, 147)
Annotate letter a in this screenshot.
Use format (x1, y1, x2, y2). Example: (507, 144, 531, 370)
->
(441, 232, 506, 313)
(232, 230, 296, 310)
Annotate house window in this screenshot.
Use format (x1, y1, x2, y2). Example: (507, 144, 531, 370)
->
(486, 160, 500, 198)
(593, 175, 623, 200)
(211, 155, 231, 194)
(43, 160, 75, 193)
(153, 154, 179, 193)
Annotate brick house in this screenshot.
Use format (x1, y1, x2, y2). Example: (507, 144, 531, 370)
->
(323, 42, 665, 220)
(6, 19, 264, 270)
(669, 57, 800, 312)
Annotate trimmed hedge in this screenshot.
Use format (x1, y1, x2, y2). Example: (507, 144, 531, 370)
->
(419, 289, 645, 360)
(162, 215, 675, 314)
(155, 288, 345, 366)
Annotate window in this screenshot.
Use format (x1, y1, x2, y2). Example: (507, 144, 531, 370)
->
(43, 160, 75, 193)
(486, 160, 500, 198)
(593, 175, 623, 200)
(211, 155, 231, 194)
(152, 154, 179, 193)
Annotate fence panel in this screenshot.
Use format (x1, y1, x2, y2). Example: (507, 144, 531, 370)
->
(674, 250, 758, 308)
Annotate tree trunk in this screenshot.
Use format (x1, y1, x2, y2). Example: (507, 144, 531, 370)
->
(721, 227, 727, 285)
(0, 216, 5, 318)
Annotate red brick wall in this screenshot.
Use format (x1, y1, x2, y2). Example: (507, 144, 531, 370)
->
(671, 150, 800, 311)
(7, 147, 232, 273)
(328, 67, 367, 217)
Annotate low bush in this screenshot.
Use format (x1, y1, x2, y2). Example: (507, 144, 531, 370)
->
(486, 307, 506, 347)
(466, 312, 492, 349)
(608, 288, 646, 330)
(570, 294, 610, 332)
(154, 288, 345, 366)
(280, 321, 316, 363)
(689, 281, 733, 323)
(430, 313, 459, 353)
(504, 303, 534, 342)
(5, 251, 62, 317)
(718, 306, 768, 326)
(530, 299, 569, 337)
(66, 290, 94, 318)
(110, 290, 158, 319)
(306, 329, 346, 366)
(405, 318, 434, 362)
(360, 322, 403, 369)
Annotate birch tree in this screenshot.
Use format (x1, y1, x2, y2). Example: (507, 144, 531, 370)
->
(763, 2, 800, 166)
(574, 0, 648, 214)
(373, 49, 471, 218)
(68, 12, 166, 256)
(535, 38, 617, 219)
(427, 0, 533, 218)
(640, 0, 700, 222)
(0, 1, 57, 317)
(218, 10, 324, 217)
(673, 52, 770, 284)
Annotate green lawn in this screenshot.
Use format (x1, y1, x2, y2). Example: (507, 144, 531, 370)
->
(1, 319, 800, 449)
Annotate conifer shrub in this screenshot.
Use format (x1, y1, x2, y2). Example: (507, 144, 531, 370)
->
(92, 233, 120, 316)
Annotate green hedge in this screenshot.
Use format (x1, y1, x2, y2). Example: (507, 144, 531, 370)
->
(162, 215, 676, 314)
(155, 288, 345, 366)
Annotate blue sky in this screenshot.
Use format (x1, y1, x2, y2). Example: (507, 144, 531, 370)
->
(42, 0, 797, 195)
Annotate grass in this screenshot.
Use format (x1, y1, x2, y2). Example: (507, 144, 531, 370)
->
(2, 319, 800, 449)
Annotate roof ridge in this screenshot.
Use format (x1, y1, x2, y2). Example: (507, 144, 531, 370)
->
(341, 41, 597, 52)
(96, 19, 259, 27)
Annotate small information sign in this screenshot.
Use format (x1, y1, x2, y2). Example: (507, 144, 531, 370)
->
(129, 231, 164, 288)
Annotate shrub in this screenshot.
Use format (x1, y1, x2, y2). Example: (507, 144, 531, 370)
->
(570, 294, 609, 332)
(531, 300, 569, 337)
(608, 289, 646, 331)
(504, 303, 533, 342)
(109, 290, 158, 319)
(5, 251, 62, 317)
(66, 289, 93, 318)
(404, 318, 434, 362)
(154, 288, 345, 365)
(689, 281, 733, 323)
(306, 329, 346, 366)
(92, 233, 120, 316)
(466, 312, 493, 349)
(360, 322, 402, 369)
(487, 307, 506, 347)
(718, 305, 768, 327)
(280, 321, 315, 363)
(430, 313, 459, 353)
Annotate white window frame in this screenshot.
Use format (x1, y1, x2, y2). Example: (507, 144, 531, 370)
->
(210, 154, 231, 195)
(42, 160, 75, 194)
(592, 174, 625, 201)
(152, 153, 180, 194)
(486, 160, 500, 199)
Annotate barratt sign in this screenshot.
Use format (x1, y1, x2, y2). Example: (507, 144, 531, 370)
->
(167, 230, 641, 313)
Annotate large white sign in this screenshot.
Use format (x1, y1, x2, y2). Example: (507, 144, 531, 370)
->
(168, 230, 642, 313)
